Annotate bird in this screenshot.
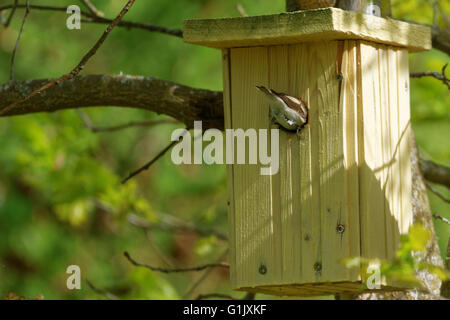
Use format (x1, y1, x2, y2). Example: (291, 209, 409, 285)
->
(256, 86, 308, 135)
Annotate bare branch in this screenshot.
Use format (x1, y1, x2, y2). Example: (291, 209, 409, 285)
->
(0, 4, 182, 38)
(419, 157, 450, 189)
(10, 0, 29, 81)
(196, 293, 238, 300)
(183, 249, 229, 299)
(437, 2, 450, 28)
(195, 291, 255, 300)
(0, 75, 224, 130)
(411, 64, 449, 89)
(76, 109, 179, 132)
(0, 0, 136, 116)
(80, 0, 104, 18)
(195, 292, 255, 300)
(123, 251, 229, 273)
(243, 292, 256, 300)
(87, 280, 121, 300)
(0, 4, 75, 14)
(433, 213, 450, 226)
(433, 0, 439, 26)
(425, 181, 450, 204)
(122, 129, 205, 184)
(121, 129, 188, 184)
(2, 0, 18, 27)
(128, 213, 228, 241)
(88, 119, 179, 132)
(236, 4, 248, 17)
(81, 18, 183, 38)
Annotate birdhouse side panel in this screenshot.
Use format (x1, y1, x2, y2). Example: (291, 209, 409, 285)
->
(397, 49, 413, 235)
(358, 41, 413, 267)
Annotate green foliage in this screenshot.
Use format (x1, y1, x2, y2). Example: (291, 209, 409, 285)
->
(0, 0, 448, 300)
(342, 224, 449, 289)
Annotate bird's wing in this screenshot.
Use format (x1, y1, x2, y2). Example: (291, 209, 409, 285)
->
(271, 89, 308, 120)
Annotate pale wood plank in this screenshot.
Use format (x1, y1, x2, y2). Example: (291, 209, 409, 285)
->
(358, 41, 387, 264)
(305, 43, 325, 283)
(221, 49, 237, 286)
(378, 45, 396, 260)
(183, 8, 431, 52)
(387, 47, 402, 252)
(310, 41, 348, 281)
(230, 47, 280, 287)
(267, 45, 290, 283)
(340, 40, 361, 281)
(397, 49, 413, 234)
(289, 43, 314, 283)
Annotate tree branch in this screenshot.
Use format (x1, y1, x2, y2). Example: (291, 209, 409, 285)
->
(286, 0, 301, 12)
(411, 64, 449, 89)
(0, 4, 182, 38)
(432, 213, 450, 226)
(123, 251, 229, 273)
(0, 75, 224, 130)
(195, 293, 238, 300)
(419, 157, 450, 189)
(195, 292, 256, 300)
(236, 4, 248, 17)
(425, 181, 450, 203)
(87, 280, 121, 300)
(183, 249, 229, 299)
(431, 24, 450, 56)
(76, 109, 179, 132)
(10, 0, 29, 81)
(128, 213, 228, 241)
(0, 0, 136, 117)
(2, 0, 18, 28)
(81, 18, 183, 38)
(80, 0, 104, 18)
(121, 130, 188, 184)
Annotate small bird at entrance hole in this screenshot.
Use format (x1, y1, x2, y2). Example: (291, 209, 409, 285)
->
(256, 86, 308, 135)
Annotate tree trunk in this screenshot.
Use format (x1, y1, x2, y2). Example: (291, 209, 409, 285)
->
(286, 0, 301, 12)
(288, 1, 391, 17)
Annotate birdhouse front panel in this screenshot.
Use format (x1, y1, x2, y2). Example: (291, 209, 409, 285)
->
(184, 8, 430, 296)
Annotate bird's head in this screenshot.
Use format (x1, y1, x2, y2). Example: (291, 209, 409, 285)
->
(256, 85, 271, 95)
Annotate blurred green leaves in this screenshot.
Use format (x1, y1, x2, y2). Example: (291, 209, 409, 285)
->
(342, 224, 449, 290)
(0, 0, 448, 300)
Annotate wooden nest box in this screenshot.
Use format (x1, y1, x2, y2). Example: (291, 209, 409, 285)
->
(183, 8, 431, 296)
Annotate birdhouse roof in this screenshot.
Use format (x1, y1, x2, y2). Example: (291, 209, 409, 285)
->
(183, 8, 431, 52)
